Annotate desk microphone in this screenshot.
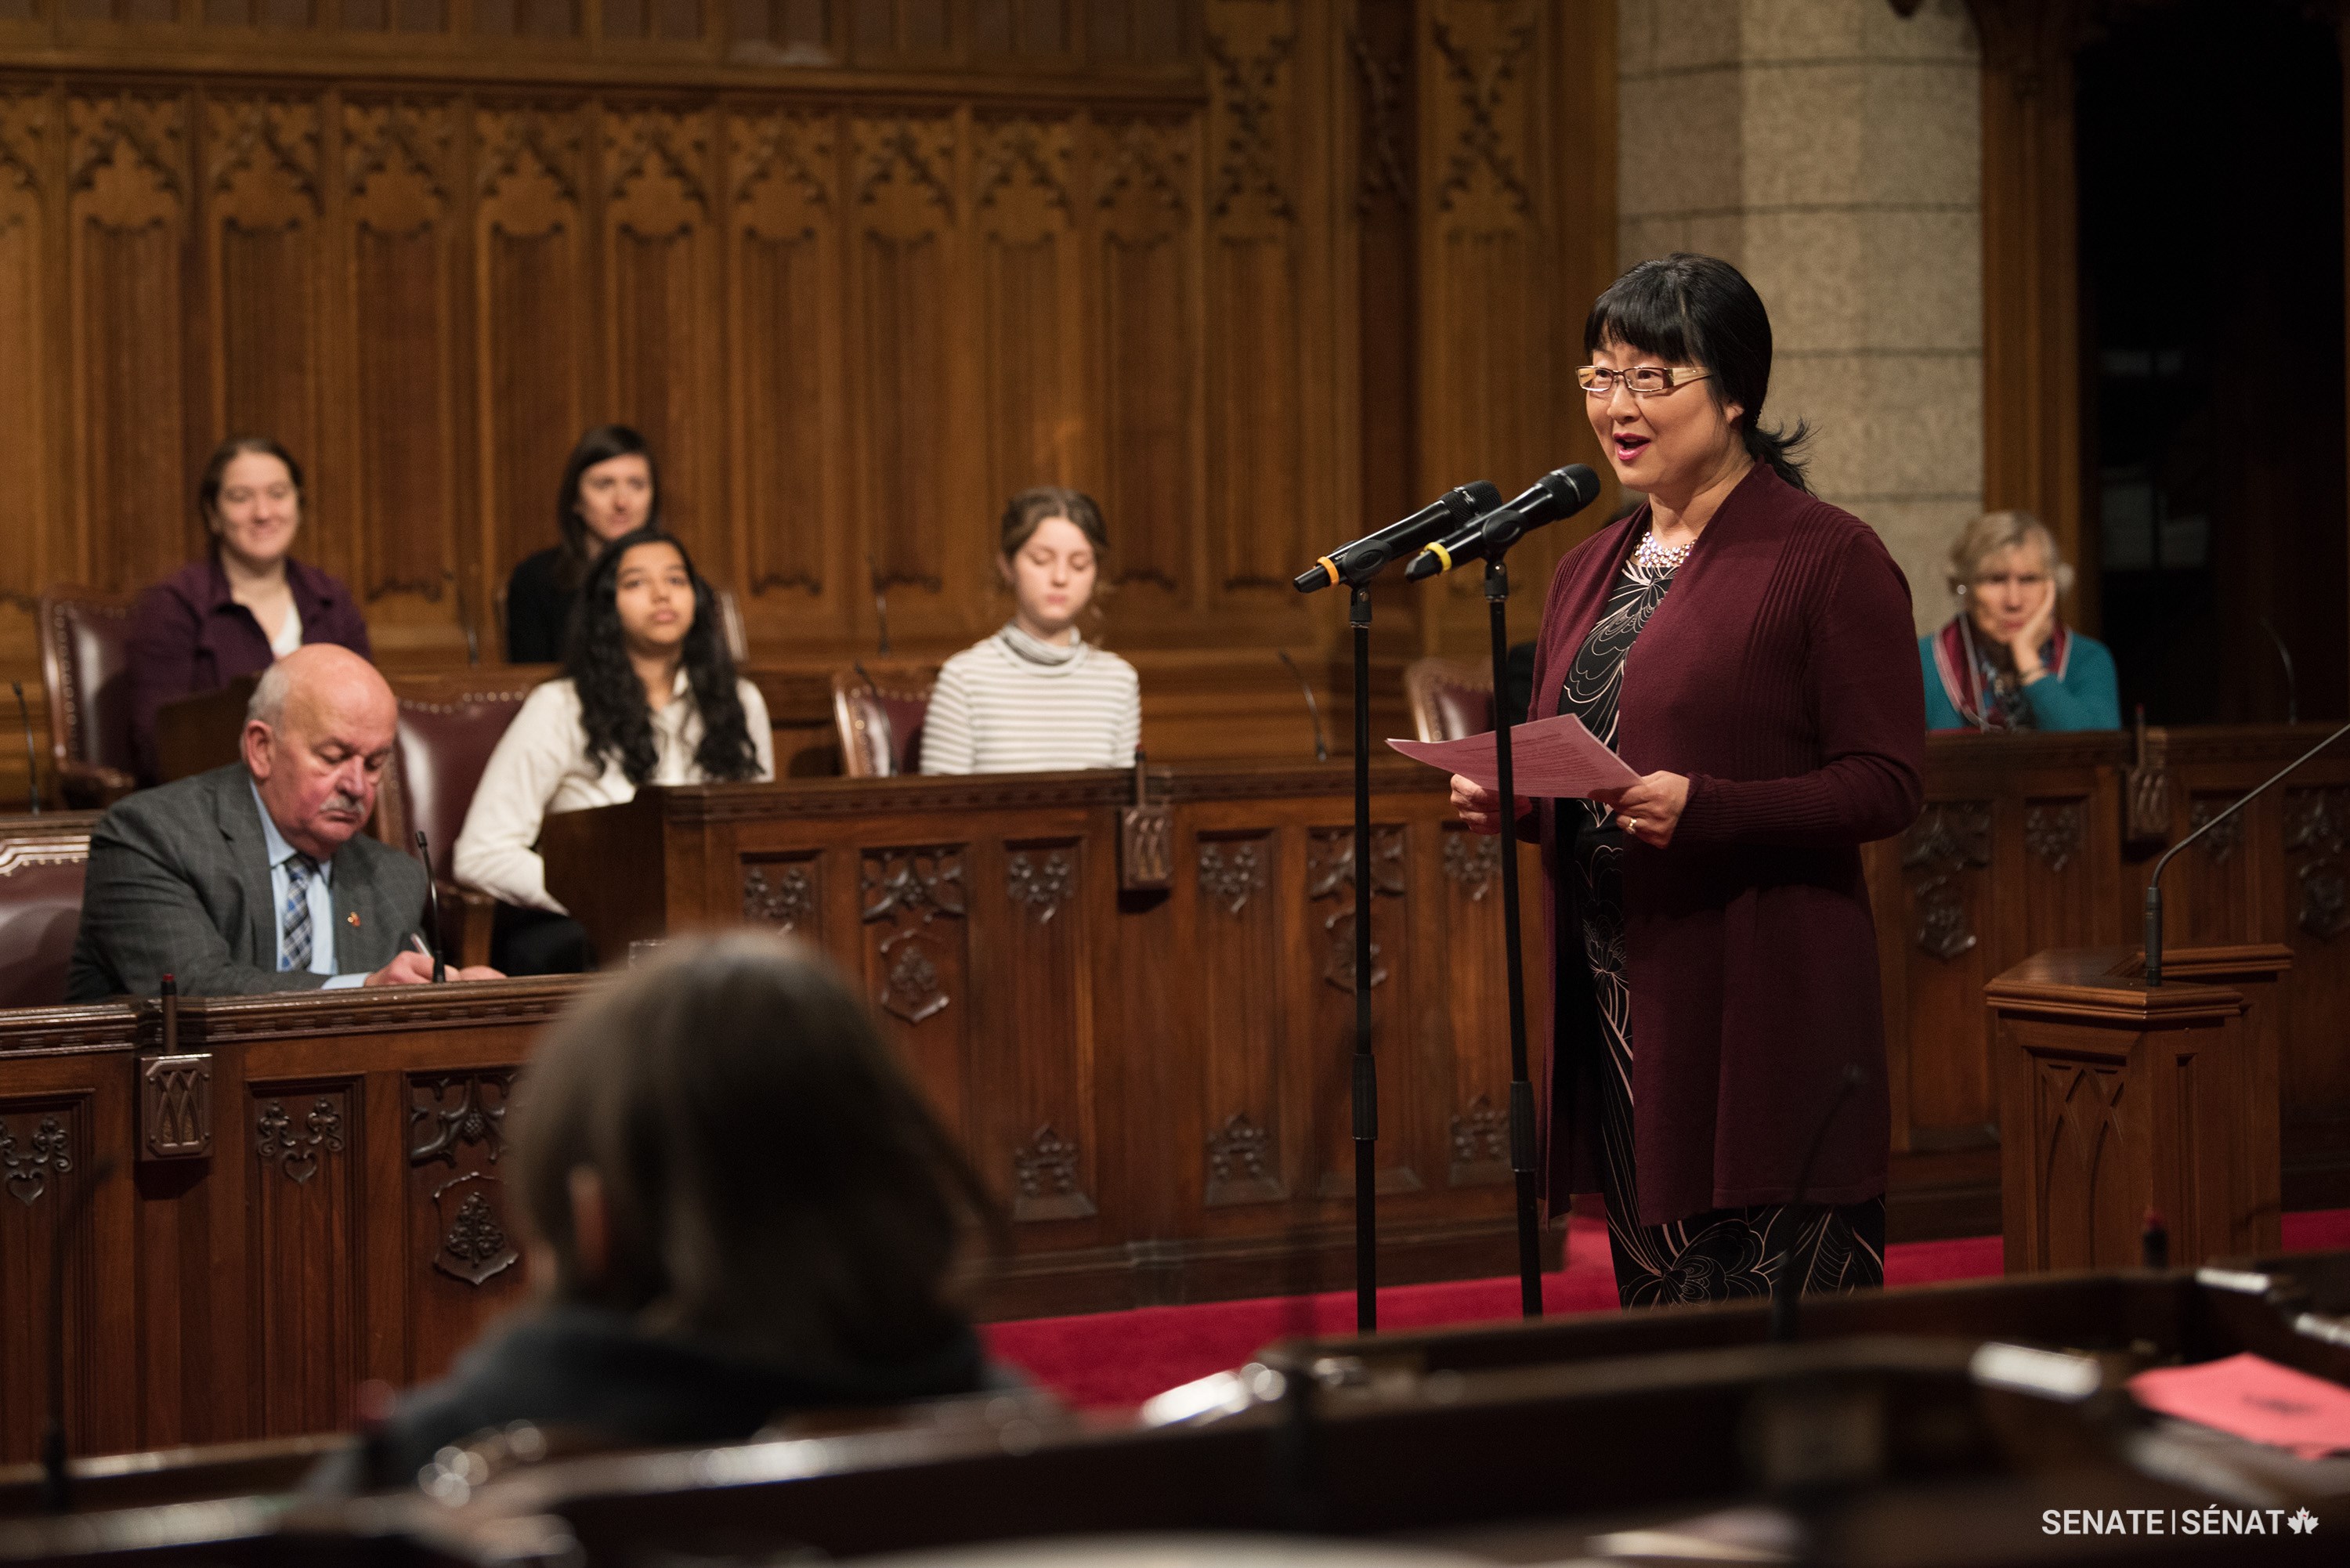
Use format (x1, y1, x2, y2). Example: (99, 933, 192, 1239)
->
(1276, 650, 1329, 763)
(1292, 482, 1502, 594)
(2143, 717, 2349, 985)
(869, 551, 893, 655)
(446, 569, 480, 667)
(1405, 467, 1603, 581)
(414, 830, 448, 983)
(13, 681, 40, 815)
(1769, 1064, 1864, 1346)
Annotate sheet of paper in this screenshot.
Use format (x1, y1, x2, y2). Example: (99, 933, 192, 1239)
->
(2128, 1352, 2350, 1459)
(1386, 713, 1640, 800)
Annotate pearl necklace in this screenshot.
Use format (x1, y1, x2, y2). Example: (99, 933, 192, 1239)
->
(1634, 531, 1693, 573)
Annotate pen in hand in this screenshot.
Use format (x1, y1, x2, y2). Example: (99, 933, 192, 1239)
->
(410, 933, 445, 982)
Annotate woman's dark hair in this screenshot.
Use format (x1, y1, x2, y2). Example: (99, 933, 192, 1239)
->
(198, 436, 306, 530)
(1000, 486, 1108, 559)
(554, 425, 662, 592)
(512, 932, 1000, 1374)
(1583, 253, 1812, 493)
(566, 528, 761, 787)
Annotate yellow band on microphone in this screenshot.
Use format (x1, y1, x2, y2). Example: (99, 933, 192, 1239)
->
(1426, 540, 1455, 573)
(1315, 555, 1340, 587)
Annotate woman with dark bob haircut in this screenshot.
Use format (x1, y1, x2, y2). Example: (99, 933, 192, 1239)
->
(338, 932, 1003, 1488)
(456, 529, 772, 974)
(1453, 254, 1925, 1308)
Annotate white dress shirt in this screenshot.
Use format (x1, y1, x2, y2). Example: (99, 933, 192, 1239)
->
(248, 779, 364, 989)
(453, 673, 774, 914)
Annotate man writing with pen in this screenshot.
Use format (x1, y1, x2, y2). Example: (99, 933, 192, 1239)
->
(67, 645, 502, 999)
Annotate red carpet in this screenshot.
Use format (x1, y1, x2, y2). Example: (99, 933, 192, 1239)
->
(982, 1209, 2350, 1412)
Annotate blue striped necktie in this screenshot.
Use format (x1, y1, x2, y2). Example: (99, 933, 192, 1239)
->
(280, 854, 318, 972)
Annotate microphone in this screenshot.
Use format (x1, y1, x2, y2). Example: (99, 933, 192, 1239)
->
(1405, 466, 1603, 582)
(2144, 717, 2348, 985)
(1292, 482, 1502, 594)
(1276, 650, 1329, 763)
(2258, 616, 2298, 725)
(1769, 1063, 1864, 1346)
(869, 551, 893, 655)
(13, 681, 40, 815)
(445, 569, 479, 667)
(414, 830, 447, 983)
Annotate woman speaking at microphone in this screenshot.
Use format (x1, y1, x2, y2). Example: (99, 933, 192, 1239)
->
(1452, 254, 1925, 1307)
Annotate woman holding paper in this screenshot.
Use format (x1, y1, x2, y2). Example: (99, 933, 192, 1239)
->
(1452, 254, 1925, 1308)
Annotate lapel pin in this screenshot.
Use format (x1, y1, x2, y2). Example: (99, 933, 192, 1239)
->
(346, 912, 362, 927)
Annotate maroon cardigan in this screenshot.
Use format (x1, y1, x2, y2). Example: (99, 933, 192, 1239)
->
(128, 555, 372, 783)
(1525, 464, 1925, 1226)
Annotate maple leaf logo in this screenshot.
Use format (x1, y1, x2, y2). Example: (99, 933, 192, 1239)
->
(2288, 1508, 2317, 1535)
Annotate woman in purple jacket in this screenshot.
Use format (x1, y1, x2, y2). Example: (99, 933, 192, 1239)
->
(1454, 255, 1925, 1308)
(128, 437, 371, 783)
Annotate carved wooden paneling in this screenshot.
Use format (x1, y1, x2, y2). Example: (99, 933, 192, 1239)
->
(852, 114, 959, 600)
(2019, 797, 2095, 957)
(1434, 824, 1510, 1187)
(862, 845, 971, 1126)
(474, 104, 588, 591)
(1203, 0, 1304, 596)
(975, 115, 1083, 511)
(1188, 828, 1281, 1210)
(1304, 823, 1420, 1194)
(69, 92, 193, 591)
(344, 99, 464, 617)
(248, 1083, 360, 1436)
(2029, 1060, 2142, 1273)
(0, 94, 52, 638)
(605, 107, 719, 558)
(743, 852, 821, 937)
(982, 838, 1097, 1223)
(205, 97, 324, 485)
(0, 1096, 96, 1465)
(728, 109, 841, 610)
(1093, 114, 1195, 599)
(2171, 792, 2256, 946)
(407, 1071, 523, 1377)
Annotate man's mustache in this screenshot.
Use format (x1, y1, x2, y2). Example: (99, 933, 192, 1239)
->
(322, 789, 367, 817)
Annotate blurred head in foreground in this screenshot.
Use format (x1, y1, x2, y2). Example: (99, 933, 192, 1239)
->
(341, 934, 1002, 1491)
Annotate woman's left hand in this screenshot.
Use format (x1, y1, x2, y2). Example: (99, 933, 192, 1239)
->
(1599, 771, 1690, 848)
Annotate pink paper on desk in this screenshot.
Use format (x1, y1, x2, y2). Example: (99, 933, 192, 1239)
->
(1386, 713, 1640, 800)
(2128, 1353, 2350, 1459)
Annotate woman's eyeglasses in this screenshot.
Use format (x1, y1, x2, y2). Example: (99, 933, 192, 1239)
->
(1577, 365, 1712, 397)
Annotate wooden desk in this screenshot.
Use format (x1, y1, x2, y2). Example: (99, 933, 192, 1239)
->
(541, 760, 1555, 1317)
(0, 981, 574, 1465)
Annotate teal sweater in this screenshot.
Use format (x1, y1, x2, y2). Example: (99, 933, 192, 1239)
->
(1918, 629, 2120, 732)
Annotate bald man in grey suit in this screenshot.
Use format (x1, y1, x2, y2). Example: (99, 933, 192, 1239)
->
(68, 645, 502, 1000)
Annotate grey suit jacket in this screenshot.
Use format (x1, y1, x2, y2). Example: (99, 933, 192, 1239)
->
(67, 764, 428, 1001)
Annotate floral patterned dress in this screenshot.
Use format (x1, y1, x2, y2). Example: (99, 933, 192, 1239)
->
(1557, 530, 1886, 1308)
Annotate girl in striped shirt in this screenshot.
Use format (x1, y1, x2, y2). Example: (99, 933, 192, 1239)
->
(920, 488, 1141, 775)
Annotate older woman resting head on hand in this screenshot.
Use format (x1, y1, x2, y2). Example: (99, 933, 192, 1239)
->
(1921, 510, 2120, 732)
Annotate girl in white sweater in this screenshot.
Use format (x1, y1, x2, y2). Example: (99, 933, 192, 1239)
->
(920, 488, 1141, 775)
(456, 529, 773, 970)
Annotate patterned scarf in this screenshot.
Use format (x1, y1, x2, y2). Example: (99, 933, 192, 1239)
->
(1930, 614, 2072, 732)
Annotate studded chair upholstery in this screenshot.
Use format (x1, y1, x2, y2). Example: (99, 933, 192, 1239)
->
(0, 819, 97, 1007)
(38, 587, 140, 808)
(373, 677, 538, 971)
(1403, 656, 1495, 742)
(830, 665, 937, 779)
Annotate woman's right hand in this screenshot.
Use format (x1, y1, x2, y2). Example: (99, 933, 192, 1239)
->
(1452, 775, 1531, 836)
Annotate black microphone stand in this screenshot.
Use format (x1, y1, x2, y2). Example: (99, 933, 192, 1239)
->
(1479, 554, 1542, 1317)
(2143, 717, 2348, 985)
(1347, 583, 1378, 1334)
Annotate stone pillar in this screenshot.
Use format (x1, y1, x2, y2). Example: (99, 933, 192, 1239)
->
(1615, 0, 1983, 633)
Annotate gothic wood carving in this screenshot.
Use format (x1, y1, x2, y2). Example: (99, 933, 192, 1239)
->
(2023, 800, 2086, 873)
(2286, 787, 2348, 940)
(2186, 795, 2246, 864)
(139, 1052, 212, 1161)
(1901, 802, 1994, 959)
(255, 1097, 343, 1185)
(0, 1112, 70, 1206)
(1010, 1122, 1097, 1223)
(429, 1172, 519, 1288)
(1204, 1111, 1284, 1206)
(1307, 826, 1406, 992)
(1197, 839, 1268, 914)
(408, 1072, 511, 1169)
(863, 847, 966, 1024)
(1006, 849, 1075, 924)
(1448, 1093, 1509, 1186)
(1442, 830, 1502, 901)
(743, 858, 818, 934)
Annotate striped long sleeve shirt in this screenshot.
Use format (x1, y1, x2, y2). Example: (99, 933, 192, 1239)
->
(918, 624, 1141, 775)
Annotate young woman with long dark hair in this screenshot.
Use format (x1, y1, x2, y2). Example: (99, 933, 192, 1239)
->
(456, 529, 772, 972)
(503, 425, 661, 663)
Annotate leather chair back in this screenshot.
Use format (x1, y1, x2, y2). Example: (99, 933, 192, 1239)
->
(39, 587, 139, 780)
(0, 823, 95, 1008)
(1404, 656, 1495, 742)
(377, 682, 537, 878)
(831, 666, 936, 779)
